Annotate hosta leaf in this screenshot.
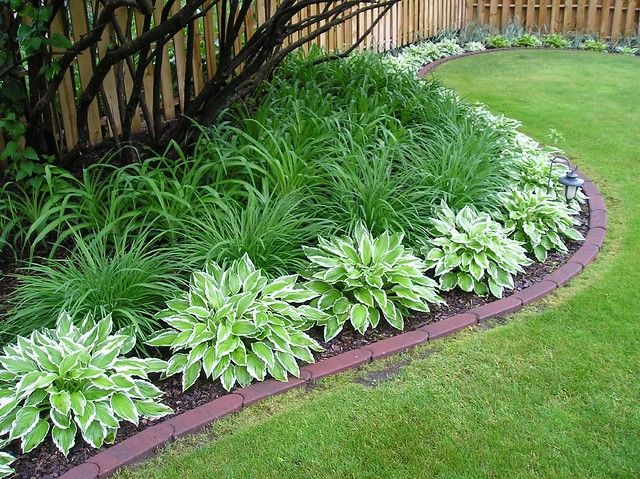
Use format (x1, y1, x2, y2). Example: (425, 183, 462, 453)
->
(350, 304, 369, 333)
(52, 422, 77, 456)
(276, 351, 300, 377)
(246, 352, 267, 381)
(220, 366, 237, 391)
(210, 355, 231, 380)
(457, 272, 475, 292)
(230, 346, 247, 366)
(267, 361, 287, 382)
(488, 278, 504, 298)
(165, 353, 188, 377)
(10, 406, 40, 440)
(231, 321, 259, 337)
(251, 342, 275, 369)
(440, 272, 458, 291)
(82, 420, 106, 449)
(234, 366, 253, 388)
(182, 361, 202, 391)
(290, 346, 314, 364)
(94, 402, 119, 429)
(262, 275, 298, 296)
(202, 346, 220, 378)
(50, 390, 72, 416)
(111, 393, 139, 425)
(133, 379, 164, 399)
(135, 400, 173, 418)
(354, 288, 375, 307)
(21, 419, 49, 453)
(534, 244, 548, 262)
(323, 316, 344, 342)
(145, 330, 179, 347)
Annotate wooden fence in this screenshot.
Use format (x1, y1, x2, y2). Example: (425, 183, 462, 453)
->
(5, 0, 465, 155)
(2, 0, 638, 157)
(466, 0, 639, 39)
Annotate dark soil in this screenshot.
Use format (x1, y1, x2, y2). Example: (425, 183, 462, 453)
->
(7, 205, 589, 479)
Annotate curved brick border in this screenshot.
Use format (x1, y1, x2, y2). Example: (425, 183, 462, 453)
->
(59, 58, 608, 479)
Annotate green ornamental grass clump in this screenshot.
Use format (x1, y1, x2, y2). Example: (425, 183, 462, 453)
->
(303, 224, 443, 341)
(0, 312, 171, 461)
(3, 234, 183, 350)
(147, 255, 323, 392)
(499, 189, 583, 261)
(423, 203, 531, 298)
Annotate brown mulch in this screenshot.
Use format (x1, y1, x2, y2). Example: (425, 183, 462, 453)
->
(6, 206, 589, 479)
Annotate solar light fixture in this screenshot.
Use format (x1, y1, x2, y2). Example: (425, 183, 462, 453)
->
(547, 154, 584, 202)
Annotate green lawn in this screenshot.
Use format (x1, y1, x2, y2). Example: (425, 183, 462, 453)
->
(118, 50, 640, 479)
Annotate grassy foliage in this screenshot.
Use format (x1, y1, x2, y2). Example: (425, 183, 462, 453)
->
(2, 233, 183, 348)
(115, 49, 640, 479)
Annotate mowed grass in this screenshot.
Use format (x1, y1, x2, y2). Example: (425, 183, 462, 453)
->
(117, 50, 640, 479)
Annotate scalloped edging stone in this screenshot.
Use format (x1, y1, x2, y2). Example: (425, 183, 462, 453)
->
(57, 55, 608, 479)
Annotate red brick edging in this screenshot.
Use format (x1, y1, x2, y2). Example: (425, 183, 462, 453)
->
(59, 64, 608, 479)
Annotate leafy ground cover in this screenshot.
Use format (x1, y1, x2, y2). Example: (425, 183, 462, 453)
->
(115, 50, 640, 479)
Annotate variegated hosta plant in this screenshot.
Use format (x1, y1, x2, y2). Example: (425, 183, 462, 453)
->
(147, 254, 323, 392)
(303, 223, 443, 341)
(0, 312, 171, 457)
(499, 189, 584, 261)
(423, 204, 532, 298)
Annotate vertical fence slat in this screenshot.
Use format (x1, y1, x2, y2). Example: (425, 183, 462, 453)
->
(153, 2, 175, 121)
(624, 0, 638, 35)
(525, 0, 536, 26)
(134, 12, 155, 133)
(610, 0, 625, 38)
(69, 1, 102, 144)
(563, 0, 575, 30)
(600, 0, 613, 37)
(586, 0, 599, 31)
(168, 3, 187, 110)
(576, 0, 588, 30)
(51, 11, 78, 149)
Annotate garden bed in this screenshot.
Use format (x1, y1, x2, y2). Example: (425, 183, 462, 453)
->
(0, 49, 607, 479)
(8, 205, 591, 479)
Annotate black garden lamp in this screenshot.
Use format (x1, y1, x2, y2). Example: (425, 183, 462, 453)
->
(547, 154, 584, 202)
(558, 168, 584, 202)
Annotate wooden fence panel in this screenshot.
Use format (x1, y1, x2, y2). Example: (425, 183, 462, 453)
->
(469, 0, 639, 35)
(19, 0, 638, 157)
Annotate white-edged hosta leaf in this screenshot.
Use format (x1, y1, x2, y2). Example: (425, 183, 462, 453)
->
(9, 406, 40, 440)
(52, 422, 77, 456)
(111, 393, 139, 426)
(135, 400, 173, 419)
(21, 418, 49, 453)
(181, 361, 201, 391)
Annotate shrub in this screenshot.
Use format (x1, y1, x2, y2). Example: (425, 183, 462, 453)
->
(580, 39, 607, 52)
(498, 190, 583, 261)
(464, 41, 486, 52)
(3, 233, 183, 349)
(0, 312, 171, 456)
(486, 34, 511, 49)
(542, 33, 570, 49)
(513, 33, 542, 48)
(423, 203, 531, 298)
(147, 255, 322, 391)
(303, 224, 443, 341)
